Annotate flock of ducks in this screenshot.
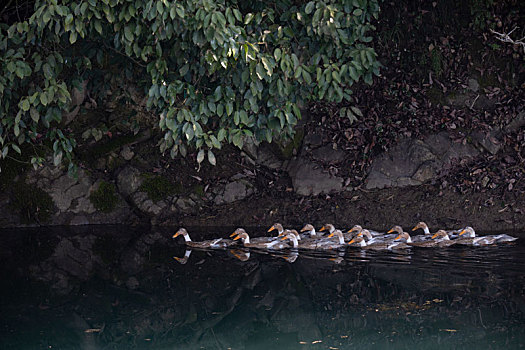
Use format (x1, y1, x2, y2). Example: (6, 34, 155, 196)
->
(172, 222, 518, 254)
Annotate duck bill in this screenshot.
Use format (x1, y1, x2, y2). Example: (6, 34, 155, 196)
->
(348, 239, 356, 245)
(411, 226, 418, 231)
(172, 232, 181, 238)
(233, 236, 241, 241)
(327, 233, 334, 238)
(431, 233, 438, 239)
(459, 229, 466, 236)
(268, 226, 276, 232)
(281, 236, 289, 241)
(394, 234, 402, 241)
(300, 227, 308, 232)
(230, 232, 238, 238)
(387, 228, 394, 233)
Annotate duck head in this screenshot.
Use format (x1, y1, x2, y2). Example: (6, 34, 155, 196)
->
(348, 235, 367, 247)
(280, 232, 299, 248)
(173, 228, 191, 242)
(320, 224, 336, 234)
(300, 224, 317, 237)
(459, 226, 476, 238)
(328, 229, 345, 244)
(268, 223, 284, 235)
(394, 232, 412, 243)
(230, 228, 246, 238)
(388, 225, 404, 235)
(412, 222, 430, 234)
(431, 230, 450, 240)
(233, 232, 250, 244)
(347, 225, 363, 233)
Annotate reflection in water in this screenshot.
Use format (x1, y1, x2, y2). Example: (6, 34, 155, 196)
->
(0, 226, 524, 349)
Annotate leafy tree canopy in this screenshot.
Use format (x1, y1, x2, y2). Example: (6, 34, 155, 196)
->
(0, 0, 380, 173)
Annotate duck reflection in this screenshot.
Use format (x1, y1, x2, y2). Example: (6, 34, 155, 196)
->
(173, 249, 192, 264)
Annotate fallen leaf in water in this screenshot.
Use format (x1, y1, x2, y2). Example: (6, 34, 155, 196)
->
(440, 329, 457, 332)
(312, 340, 322, 344)
(299, 341, 307, 344)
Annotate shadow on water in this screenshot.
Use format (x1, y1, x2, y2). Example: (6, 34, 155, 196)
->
(0, 226, 524, 349)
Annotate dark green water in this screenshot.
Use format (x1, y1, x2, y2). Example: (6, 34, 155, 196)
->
(1, 226, 524, 349)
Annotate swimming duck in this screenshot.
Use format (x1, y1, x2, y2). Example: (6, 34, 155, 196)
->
(235, 231, 294, 250)
(173, 249, 192, 264)
(455, 227, 517, 246)
(349, 226, 396, 243)
(412, 222, 460, 238)
(231, 228, 278, 244)
(173, 228, 237, 249)
(429, 230, 458, 248)
(394, 232, 439, 248)
(347, 225, 383, 237)
(284, 229, 341, 250)
(389, 225, 430, 242)
(348, 232, 409, 250)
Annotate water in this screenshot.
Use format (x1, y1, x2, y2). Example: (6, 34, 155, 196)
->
(1, 226, 524, 349)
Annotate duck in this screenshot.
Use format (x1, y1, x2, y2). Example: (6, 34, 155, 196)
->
(284, 229, 342, 250)
(412, 221, 460, 239)
(454, 227, 517, 246)
(235, 231, 295, 250)
(388, 225, 430, 242)
(348, 232, 410, 250)
(429, 230, 458, 248)
(231, 228, 278, 244)
(173, 249, 192, 264)
(173, 228, 237, 249)
(393, 232, 439, 248)
(348, 226, 396, 243)
(347, 225, 383, 237)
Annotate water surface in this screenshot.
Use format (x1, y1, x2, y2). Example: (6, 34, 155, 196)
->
(1, 226, 524, 349)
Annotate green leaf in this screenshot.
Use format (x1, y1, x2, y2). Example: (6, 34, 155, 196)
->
(305, 2, 315, 14)
(179, 64, 189, 76)
(207, 150, 216, 165)
(12, 144, 21, 154)
(69, 31, 77, 44)
(94, 20, 102, 34)
(274, 48, 282, 61)
(124, 25, 133, 41)
(30, 107, 40, 122)
(20, 99, 30, 111)
(197, 149, 205, 163)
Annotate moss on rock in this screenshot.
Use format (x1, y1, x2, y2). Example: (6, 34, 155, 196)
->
(9, 181, 54, 224)
(90, 181, 119, 212)
(139, 175, 179, 202)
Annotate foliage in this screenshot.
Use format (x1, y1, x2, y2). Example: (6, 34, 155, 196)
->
(139, 174, 179, 202)
(89, 181, 119, 212)
(0, 0, 380, 169)
(9, 181, 55, 223)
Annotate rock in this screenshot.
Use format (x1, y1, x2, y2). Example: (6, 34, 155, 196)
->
(506, 111, 525, 133)
(365, 133, 480, 189)
(471, 130, 502, 155)
(468, 78, 479, 92)
(311, 144, 346, 163)
(303, 132, 324, 148)
(287, 157, 343, 196)
(117, 166, 143, 197)
(412, 162, 437, 183)
(214, 177, 255, 205)
(175, 197, 197, 212)
(256, 144, 284, 169)
(120, 145, 135, 161)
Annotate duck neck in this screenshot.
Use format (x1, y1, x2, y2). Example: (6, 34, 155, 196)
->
(309, 229, 316, 237)
(242, 235, 250, 244)
(182, 233, 192, 242)
(289, 236, 298, 248)
(336, 233, 345, 244)
(359, 239, 367, 247)
(423, 227, 430, 234)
